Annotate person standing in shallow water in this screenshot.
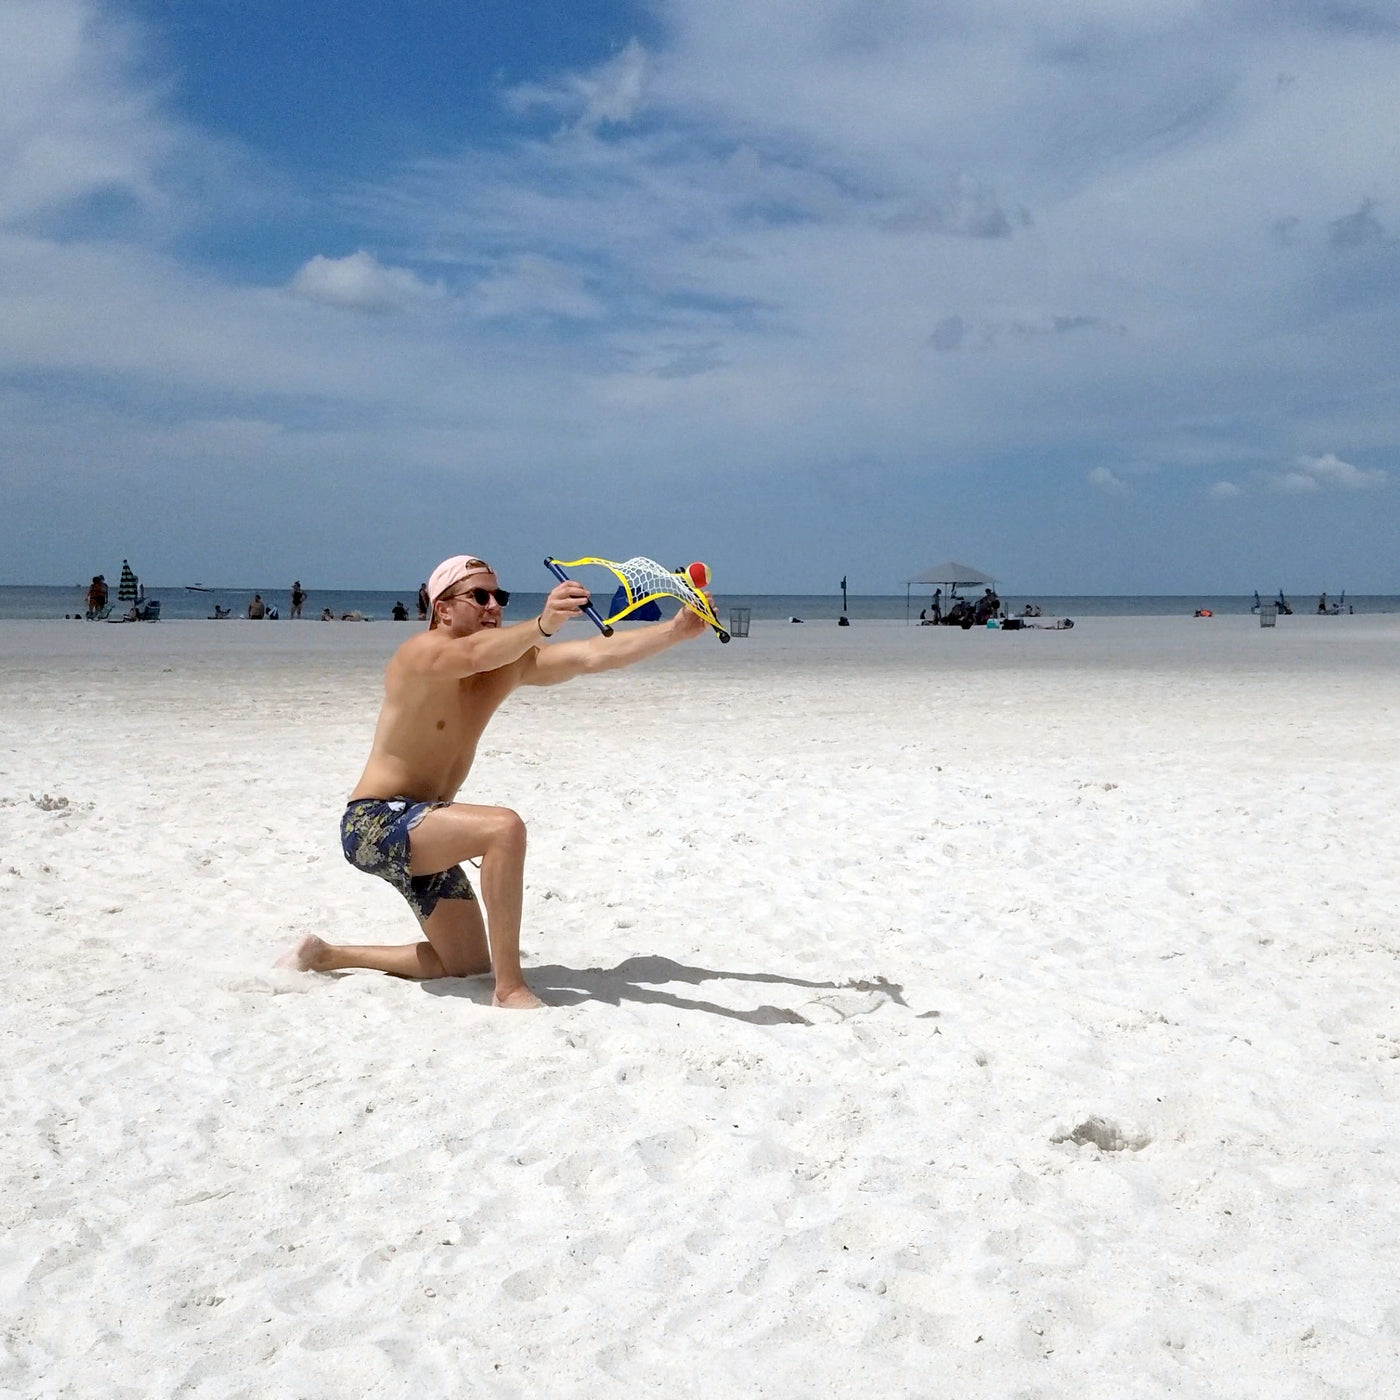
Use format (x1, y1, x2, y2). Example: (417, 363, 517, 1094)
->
(278, 553, 707, 1008)
(290, 581, 306, 618)
(417, 581, 430, 620)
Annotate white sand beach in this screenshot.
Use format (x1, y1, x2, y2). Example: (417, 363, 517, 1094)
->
(3, 613, 1399, 1398)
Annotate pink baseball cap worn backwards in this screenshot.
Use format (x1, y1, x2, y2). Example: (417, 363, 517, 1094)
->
(427, 554, 491, 627)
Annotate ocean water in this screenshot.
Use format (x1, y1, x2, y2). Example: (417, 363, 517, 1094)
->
(2, 585, 1394, 623)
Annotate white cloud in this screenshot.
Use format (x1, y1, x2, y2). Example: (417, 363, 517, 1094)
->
(346, 0, 1400, 479)
(286, 251, 442, 313)
(1297, 451, 1386, 488)
(0, 0, 183, 230)
(1208, 480, 1242, 498)
(506, 38, 650, 131)
(473, 255, 602, 321)
(1087, 466, 1129, 496)
(1270, 452, 1387, 493)
(576, 39, 650, 129)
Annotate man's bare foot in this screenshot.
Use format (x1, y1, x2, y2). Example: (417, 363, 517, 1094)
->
(492, 982, 545, 1010)
(276, 934, 329, 972)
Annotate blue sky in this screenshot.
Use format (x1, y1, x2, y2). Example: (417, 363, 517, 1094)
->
(3, 0, 1399, 593)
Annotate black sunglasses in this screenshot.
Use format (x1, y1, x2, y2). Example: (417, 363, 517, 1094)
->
(454, 586, 510, 607)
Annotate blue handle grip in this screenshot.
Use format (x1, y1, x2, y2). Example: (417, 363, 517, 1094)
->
(543, 558, 614, 636)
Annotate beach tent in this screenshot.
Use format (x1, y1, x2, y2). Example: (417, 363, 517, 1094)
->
(904, 560, 997, 623)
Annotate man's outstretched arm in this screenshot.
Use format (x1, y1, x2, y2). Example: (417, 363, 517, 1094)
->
(413, 581, 591, 679)
(521, 605, 708, 686)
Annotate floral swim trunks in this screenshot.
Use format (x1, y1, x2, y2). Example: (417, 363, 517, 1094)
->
(340, 797, 476, 922)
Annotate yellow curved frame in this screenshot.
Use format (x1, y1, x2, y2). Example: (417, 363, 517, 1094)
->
(552, 555, 725, 633)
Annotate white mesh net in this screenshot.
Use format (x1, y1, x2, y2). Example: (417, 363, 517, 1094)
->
(607, 557, 701, 619)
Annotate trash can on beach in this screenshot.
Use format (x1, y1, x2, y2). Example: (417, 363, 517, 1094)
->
(1259, 604, 1277, 628)
(729, 607, 751, 638)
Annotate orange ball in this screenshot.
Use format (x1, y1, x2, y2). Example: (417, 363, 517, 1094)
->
(686, 561, 712, 589)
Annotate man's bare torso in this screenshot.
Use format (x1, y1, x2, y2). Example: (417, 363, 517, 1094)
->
(349, 643, 529, 804)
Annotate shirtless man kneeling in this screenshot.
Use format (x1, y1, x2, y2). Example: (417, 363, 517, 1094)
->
(279, 553, 706, 1007)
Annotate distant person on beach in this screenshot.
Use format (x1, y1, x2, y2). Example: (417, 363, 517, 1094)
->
(85, 575, 108, 618)
(319, 606, 335, 621)
(248, 594, 267, 619)
(391, 600, 409, 621)
(417, 582, 430, 621)
(290, 581, 306, 618)
(278, 552, 708, 1008)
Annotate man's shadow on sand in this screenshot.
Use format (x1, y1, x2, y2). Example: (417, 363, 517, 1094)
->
(422, 953, 906, 1025)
